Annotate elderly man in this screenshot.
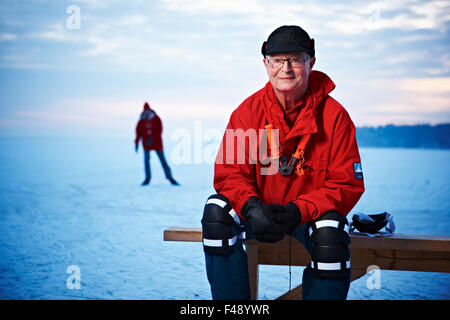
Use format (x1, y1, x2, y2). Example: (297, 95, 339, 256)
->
(201, 25, 365, 300)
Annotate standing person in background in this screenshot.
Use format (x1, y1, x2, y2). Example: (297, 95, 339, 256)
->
(135, 102, 179, 186)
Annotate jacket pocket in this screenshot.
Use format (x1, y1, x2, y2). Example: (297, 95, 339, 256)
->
(302, 159, 328, 188)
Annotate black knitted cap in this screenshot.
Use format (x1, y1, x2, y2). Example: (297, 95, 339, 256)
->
(261, 25, 315, 57)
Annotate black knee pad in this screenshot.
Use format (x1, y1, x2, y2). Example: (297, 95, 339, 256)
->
(201, 194, 243, 255)
(308, 211, 351, 278)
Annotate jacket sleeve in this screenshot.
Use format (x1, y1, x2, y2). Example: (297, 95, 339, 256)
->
(134, 120, 142, 144)
(153, 115, 163, 137)
(293, 114, 365, 223)
(213, 110, 259, 219)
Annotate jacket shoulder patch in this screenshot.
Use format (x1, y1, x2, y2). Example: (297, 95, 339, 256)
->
(353, 162, 363, 179)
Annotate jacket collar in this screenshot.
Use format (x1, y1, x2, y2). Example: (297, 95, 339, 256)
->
(263, 70, 336, 141)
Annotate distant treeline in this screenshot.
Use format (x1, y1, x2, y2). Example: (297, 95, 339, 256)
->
(356, 123, 450, 149)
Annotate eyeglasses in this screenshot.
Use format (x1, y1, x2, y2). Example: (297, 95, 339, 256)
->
(266, 57, 309, 68)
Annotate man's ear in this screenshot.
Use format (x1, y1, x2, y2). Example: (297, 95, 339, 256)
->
(263, 57, 271, 76)
(309, 56, 316, 70)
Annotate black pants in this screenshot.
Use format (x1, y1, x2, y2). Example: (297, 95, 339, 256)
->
(205, 223, 351, 300)
(144, 149, 173, 182)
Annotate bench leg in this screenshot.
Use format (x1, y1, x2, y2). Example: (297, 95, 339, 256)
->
(276, 268, 368, 300)
(276, 284, 303, 300)
(246, 243, 259, 300)
(350, 268, 367, 282)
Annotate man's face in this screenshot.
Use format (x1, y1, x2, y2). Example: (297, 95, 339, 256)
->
(263, 51, 316, 95)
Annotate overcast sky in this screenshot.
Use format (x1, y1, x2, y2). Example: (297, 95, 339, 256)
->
(0, 0, 449, 137)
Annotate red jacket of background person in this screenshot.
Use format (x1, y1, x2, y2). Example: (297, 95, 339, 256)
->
(135, 103, 163, 151)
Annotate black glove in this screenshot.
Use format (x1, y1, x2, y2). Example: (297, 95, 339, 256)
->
(135, 143, 138, 153)
(280, 202, 302, 235)
(241, 197, 286, 243)
(253, 201, 301, 236)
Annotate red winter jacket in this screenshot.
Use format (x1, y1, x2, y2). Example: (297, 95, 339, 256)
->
(135, 111, 163, 151)
(213, 70, 365, 224)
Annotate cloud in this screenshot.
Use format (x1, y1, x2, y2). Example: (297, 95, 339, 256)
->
(425, 53, 450, 75)
(3, 0, 448, 76)
(116, 14, 148, 26)
(161, 0, 450, 34)
(162, 0, 264, 14)
(13, 110, 92, 123)
(30, 22, 76, 42)
(382, 49, 428, 66)
(36, 24, 69, 41)
(72, 0, 113, 9)
(82, 36, 121, 56)
(10, 97, 140, 132)
(394, 77, 450, 94)
(355, 76, 450, 124)
(395, 33, 439, 43)
(1, 0, 449, 131)
(322, 0, 450, 35)
(0, 53, 49, 69)
(0, 33, 17, 41)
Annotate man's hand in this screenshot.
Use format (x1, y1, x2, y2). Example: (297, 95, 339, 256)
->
(241, 198, 302, 242)
(135, 143, 138, 153)
(254, 202, 301, 236)
(271, 202, 302, 235)
(241, 197, 286, 243)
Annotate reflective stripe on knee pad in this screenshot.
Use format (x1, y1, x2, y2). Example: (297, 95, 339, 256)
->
(205, 197, 241, 226)
(311, 260, 351, 271)
(309, 220, 350, 237)
(202, 231, 246, 248)
(309, 211, 351, 278)
(201, 194, 245, 255)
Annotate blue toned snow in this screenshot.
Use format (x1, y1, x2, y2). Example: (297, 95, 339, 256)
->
(0, 137, 449, 300)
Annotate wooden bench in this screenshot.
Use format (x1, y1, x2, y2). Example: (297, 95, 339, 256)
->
(164, 227, 450, 300)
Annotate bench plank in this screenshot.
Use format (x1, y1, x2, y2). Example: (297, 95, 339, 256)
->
(350, 233, 450, 252)
(163, 227, 450, 252)
(164, 227, 202, 242)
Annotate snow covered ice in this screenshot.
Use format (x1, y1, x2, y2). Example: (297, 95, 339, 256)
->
(0, 136, 449, 300)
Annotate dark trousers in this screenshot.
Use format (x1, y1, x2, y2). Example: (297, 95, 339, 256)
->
(144, 149, 173, 182)
(205, 223, 351, 300)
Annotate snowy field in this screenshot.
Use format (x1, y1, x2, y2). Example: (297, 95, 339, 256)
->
(0, 136, 449, 300)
